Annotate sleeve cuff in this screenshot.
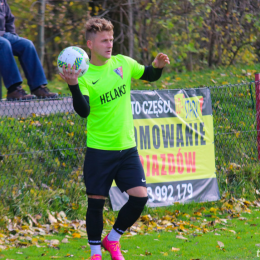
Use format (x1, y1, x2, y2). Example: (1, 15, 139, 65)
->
(68, 84, 80, 93)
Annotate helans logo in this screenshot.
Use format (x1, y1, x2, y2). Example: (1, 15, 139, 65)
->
(174, 94, 203, 120)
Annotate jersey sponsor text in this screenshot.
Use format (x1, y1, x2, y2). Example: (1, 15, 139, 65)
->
(100, 84, 126, 104)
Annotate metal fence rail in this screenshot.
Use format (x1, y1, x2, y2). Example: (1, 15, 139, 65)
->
(0, 82, 257, 209)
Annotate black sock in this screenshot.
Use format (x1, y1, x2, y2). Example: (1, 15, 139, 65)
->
(113, 196, 148, 235)
(7, 83, 21, 94)
(86, 198, 105, 245)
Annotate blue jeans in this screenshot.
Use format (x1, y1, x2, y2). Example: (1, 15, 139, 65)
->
(0, 32, 47, 90)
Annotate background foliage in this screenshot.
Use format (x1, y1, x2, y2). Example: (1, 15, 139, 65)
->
(7, 0, 260, 81)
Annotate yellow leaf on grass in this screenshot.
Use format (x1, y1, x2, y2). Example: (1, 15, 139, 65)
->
(141, 215, 151, 222)
(32, 238, 38, 244)
(145, 250, 152, 255)
(209, 207, 218, 214)
(244, 208, 251, 213)
(72, 233, 81, 238)
(161, 252, 168, 256)
(244, 201, 252, 206)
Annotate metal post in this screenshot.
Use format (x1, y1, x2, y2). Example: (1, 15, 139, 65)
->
(37, 0, 45, 65)
(0, 73, 2, 101)
(255, 73, 260, 160)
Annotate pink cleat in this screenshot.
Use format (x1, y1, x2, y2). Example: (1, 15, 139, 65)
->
(101, 235, 125, 260)
(88, 254, 102, 260)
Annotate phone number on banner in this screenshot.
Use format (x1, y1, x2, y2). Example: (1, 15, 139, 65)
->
(147, 183, 193, 203)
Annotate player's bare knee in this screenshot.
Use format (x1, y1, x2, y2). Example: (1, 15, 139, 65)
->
(87, 194, 106, 200)
(127, 186, 147, 197)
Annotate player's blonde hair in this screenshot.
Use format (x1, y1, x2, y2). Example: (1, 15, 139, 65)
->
(85, 18, 114, 41)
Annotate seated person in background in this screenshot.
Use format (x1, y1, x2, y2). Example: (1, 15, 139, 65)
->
(0, 0, 57, 100)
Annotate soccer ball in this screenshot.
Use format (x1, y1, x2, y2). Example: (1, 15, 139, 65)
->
(57, 46, 90, 77)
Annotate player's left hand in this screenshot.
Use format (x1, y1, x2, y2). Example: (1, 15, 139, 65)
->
(59, 64, 81, 86)
(152, 53, 170, 69)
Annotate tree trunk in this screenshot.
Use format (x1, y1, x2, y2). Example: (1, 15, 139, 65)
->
(128, 0, 134, 58)
(208, 9, 216, 67)
(37, 0, 45, 65)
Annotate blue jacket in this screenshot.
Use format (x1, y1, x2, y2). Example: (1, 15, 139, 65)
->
(0, 0, 15, 36)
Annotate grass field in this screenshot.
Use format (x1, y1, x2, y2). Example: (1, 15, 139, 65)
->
(0, 201, 260, 259)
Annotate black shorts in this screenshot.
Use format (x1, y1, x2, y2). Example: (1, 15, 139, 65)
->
(83, 146, 146, 197)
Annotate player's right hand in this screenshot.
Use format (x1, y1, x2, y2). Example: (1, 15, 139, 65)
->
(59, 64, 82, 86)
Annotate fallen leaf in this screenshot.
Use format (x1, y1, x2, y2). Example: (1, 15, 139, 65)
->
(220, 219, 228, 223)
(217, 241, 224, 248)
(47, 210, 57, 224)
(72, 233, 81, 238)
(171, 247, 180, 252)
(145, 250, 152, 255)
(62, 238, 69, 243)
(161, 252, 168, 256)
(176, 235, 188, 240)
(50, 239, 60, 245)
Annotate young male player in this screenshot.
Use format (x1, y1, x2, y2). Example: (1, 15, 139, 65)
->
(60, 18, 170, 260)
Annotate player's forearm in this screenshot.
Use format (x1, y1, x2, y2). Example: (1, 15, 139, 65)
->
(68, 84, 90, 118)
(140, 66, 163, 82)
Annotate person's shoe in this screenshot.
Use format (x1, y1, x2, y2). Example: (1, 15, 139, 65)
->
(7, 86, 36, 101)
(88, 254, 102, 260)
(31, 85, 58, 99)
(101, 235, 125, 260)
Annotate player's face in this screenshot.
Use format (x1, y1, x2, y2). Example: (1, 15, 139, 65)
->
(91, 31, 114, 62)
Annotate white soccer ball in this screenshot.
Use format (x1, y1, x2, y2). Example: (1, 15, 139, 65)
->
(57, 46, 89, 77)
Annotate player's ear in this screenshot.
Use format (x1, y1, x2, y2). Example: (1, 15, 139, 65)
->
(87, 40, 92, 50)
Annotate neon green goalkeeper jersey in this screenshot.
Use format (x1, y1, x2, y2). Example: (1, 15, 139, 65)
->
(78, 54, 145, 150)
